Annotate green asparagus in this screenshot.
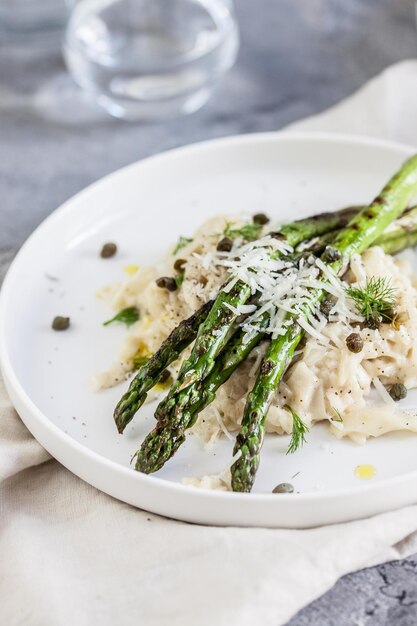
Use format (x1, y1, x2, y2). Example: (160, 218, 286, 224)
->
(135, 208, 362, 470)
(135, 315, 269, 473)
(114, 299, 214, 433)
(232, 154, 417, 492)
(374, 205, 417, 253)
(114, 206, 360, 434)
(156, 208, 363, 410)
(135, 202, 417, 474)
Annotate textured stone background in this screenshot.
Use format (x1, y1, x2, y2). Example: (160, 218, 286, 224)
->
(1, 1, 417, 623)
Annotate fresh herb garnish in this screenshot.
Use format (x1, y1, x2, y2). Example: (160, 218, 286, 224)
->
(346, 277, 396, 325)
(285, 405, 309, 454)
(223, 222, 262, 242)
(331, 407, 343, 423)
(173, 236, 193, 255)
(103, 306, 139, 328)
(175, 271, 185, 289)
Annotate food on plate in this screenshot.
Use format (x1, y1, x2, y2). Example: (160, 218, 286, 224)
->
(103, 306, 139, 328)
(354, 464, 377, 480)
(272, 482, 295, 494)
(98, 155, 417, 491)
(52, 316, 70, 331)
(100, 242, 118, 258)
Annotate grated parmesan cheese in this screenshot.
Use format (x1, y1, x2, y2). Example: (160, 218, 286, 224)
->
(212, 233, 360, 346)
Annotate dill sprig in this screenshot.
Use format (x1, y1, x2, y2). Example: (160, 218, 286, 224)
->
(346, 276, 396, 324)
(223, 222, 262, 242)
(285, 405, 309, 454)
(173, 235, 193, 255)
(331, 407, 344, 423)
(103, 306, 139, 328)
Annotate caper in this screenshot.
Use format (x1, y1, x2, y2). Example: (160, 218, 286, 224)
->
(155, 277, 177, 292)
(382, 306, 397, 323)
(159, 369, 171, 384)
(100, 242, 117, 258)
(272, 482, 294, 494)
(322, 245, 342, 262)
(345, 332, 364, 353)
(269, 231, 285, 240)
(364, 317, 380, 330)
(173, 258, 186, 272)
(253, 213, 270, 225)
(216, 237, 233, 252)
(389, 383, 407, 401)
(319, 295, 337, 318)
(297, 334, 307, 350)
(52, 316, 70, 331)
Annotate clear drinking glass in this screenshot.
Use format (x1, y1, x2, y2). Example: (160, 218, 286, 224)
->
(63, 0, 239, 120)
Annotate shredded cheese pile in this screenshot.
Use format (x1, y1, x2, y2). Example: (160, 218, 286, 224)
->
(205, 235, 362, 346)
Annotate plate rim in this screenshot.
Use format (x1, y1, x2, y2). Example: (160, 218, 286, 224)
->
(2, 130, 417, 525)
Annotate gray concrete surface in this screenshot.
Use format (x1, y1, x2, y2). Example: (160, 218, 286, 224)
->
(1, 1, 417, 624)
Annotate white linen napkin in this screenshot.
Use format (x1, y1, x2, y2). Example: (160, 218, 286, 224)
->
(2, 60, 417, 626)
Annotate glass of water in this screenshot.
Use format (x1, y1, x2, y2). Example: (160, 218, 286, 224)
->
(63, 0, 239, 120)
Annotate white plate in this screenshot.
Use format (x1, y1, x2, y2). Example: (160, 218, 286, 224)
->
(2, 132, 417, 528)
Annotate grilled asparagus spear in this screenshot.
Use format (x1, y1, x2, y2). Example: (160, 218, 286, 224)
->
(114, 207, 358, 433)
(134, 210, 364, 467)
(152, 209, 363, 423)
(135, 315, 269, 472)
(135, 203, 417, 474)
(116, 207, 358, 433)
(114, 299, 214, 433)
(231, 154, 417, 492)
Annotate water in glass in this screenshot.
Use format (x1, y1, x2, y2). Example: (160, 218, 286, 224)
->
(64, 0, 239, 120)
